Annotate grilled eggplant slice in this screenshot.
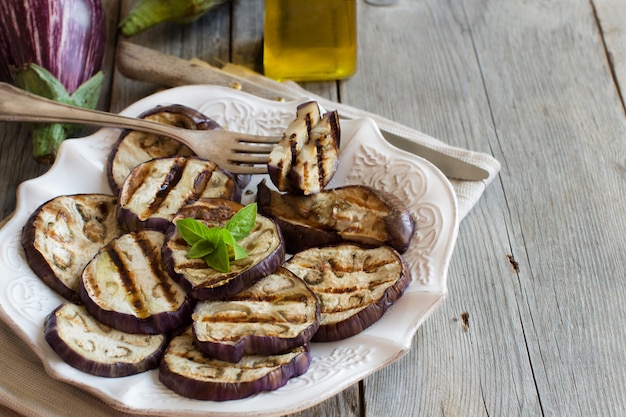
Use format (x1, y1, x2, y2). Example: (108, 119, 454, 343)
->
(21, 194, 123, 302)
(159, 327, 311, 401)
(162, 198, 285, 300)
(257, 180, 415, 253)
(106, 105, 223, 194)
(284, 244, 411, 342)
(80, 230, 192, 334)
(192, 267, 319, 363)
(268, 101, 340, 195)
(44, 302, 168, 377)
(117, 156, 240, 231)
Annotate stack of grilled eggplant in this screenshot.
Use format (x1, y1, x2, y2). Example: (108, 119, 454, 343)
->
(21, 102, 415, 401)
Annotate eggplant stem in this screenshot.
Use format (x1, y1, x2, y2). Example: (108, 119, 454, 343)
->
(31, 123, 66, 165)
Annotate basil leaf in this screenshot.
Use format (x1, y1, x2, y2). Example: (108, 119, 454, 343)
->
(187, 240, 215, 259)
(221, 228, 248, 261)
(204, 225, 222, 246)
(204, 239, 230, 273)
(220, 228, 235, 247)
(231, 241, 248, 260)
(176, 218, 211, 245)
(226, 203, 257, 240)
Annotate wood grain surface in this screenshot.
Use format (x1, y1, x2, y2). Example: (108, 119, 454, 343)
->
(0, 0, 624, 416)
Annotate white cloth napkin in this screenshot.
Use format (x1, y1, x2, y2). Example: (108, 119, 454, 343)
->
(0, 69, 500, 416)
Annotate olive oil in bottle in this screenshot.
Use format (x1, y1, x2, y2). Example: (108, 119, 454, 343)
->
(263, 0, 357, 81)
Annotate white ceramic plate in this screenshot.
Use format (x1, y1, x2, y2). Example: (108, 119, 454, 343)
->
(0, 85, 458, 416)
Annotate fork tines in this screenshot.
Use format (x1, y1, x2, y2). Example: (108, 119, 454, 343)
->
(234, 141, 276, 154)
(225, 133, 280, 174)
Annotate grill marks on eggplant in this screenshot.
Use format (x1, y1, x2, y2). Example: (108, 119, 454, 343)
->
(117, 156, 239, 231)
(101, 232, 179, 318)
(159, 328, 311, 401)
(80, 230, 191, 334)
(291, 111, 340, 195)
(147, 156, 186, 215)
(284, 244, 411, 341)
(21, 194, 123, 302)
(268, 101, 340, 195)
(192, 267, 319, 362)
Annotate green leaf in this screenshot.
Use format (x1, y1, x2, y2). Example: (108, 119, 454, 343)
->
(119, 0, 230, 37)
(13, 64, 71, 163)
(226, 202, 257, 240)
(204, 226, 222, 245)
(29, 123, 67, 164)
(231, 241, 248, 260)
(204, 239, 230, 273)
(69, 71, 104, 109)
(13, 64, 70, 102)
(176, 218, 212, 245)
(221, 229, 248, 260)
(187, 240, 215, 259)
(220, 228, 235, 246)
(65, 72, 105, 135)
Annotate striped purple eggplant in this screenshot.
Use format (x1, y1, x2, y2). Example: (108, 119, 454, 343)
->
(0, 0, 105, 93)
(0, 0, 106, 163)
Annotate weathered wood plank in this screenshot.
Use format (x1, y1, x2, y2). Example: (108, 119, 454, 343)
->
(465, 0, 626, 414)
(230, 0, 264, 73)
(350, 0, 625, 416)
(0, 124, 47, 220)
(593, 0, 626, 108)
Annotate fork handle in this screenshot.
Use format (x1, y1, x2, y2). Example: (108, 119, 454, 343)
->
(0, 82, 188, 141)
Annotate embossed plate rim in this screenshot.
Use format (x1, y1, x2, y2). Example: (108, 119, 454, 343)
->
(0, 85, 458, 416)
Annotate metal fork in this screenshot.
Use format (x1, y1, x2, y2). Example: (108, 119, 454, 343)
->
(0, 82, 281, 174)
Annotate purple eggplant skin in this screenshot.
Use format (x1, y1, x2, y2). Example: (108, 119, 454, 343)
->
(158, 328, 312, 401)
(257, 180, 416, 253)
(312, 254, 411, 342)
(21, 205, 81, 303)
(80, 281, 193, 335)
(194, 327, 314, 364)
(376, 189, 416, 253)
(44, 303, 169, 377)
(256, 180, 341, 253)
(0, 0, 105, 92)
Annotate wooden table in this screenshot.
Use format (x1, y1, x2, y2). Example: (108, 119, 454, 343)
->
(1, 0, 624, 416)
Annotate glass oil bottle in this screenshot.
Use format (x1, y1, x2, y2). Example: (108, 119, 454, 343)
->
(263, 0, 357, 81)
